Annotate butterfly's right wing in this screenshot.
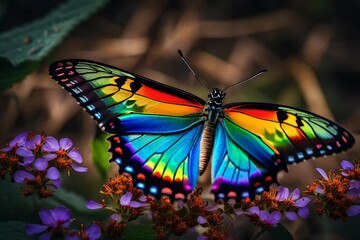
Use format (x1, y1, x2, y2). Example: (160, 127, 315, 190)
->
(211, 102, 354, 202)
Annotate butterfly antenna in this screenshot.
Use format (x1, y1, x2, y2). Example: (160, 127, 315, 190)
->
(222, 69, 267, 92)
(178, 50, 211, 93)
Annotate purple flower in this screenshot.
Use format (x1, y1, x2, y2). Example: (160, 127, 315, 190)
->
(47, 167, 61, 188)
(284, 211, 298, 221)
(86, 200, 104, 210)
(275, 187, 310, 220)
(34, 158, 49, 171)
(25, 206, 73, 239)
(43, 137, 87, 172)
(120, 192, 149, 208)
(347, 180, 360, 199)
(14, 170, 35, 183)
(14, 135, 42, 166)
(197, 235, 208, 240)
(82, 224, 101, 240)
(250, 207, 281, 227)
(341, 160, 355, 177)
(293, 196, 311, 219)
(341, 160, 354, 170)
(275, 186, 290, 201)
(346, 205, 360, 217)
(249, 206, 260, 215)
(316, 168, 328, 180)
(259, 210, 281, 227)
(197, 216, 207, 224)
(25, 134, 42, 150)
(315, 186, 325, 194)
(110, 213, 122, 222)
(2, 132, 28, 152)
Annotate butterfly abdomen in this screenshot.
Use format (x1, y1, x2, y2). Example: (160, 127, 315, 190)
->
(199, 121, 216, 175)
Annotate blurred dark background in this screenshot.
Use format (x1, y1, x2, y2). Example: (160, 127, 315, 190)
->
(0, 0, 359, 239)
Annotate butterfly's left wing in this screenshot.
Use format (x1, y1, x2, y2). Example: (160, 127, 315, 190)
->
(49, 59, 207, 200)
(211, 102, 355, 201)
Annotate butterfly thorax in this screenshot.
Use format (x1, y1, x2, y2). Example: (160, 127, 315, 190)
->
(205, 88, 226, 123)
(199, 88, 226, 175)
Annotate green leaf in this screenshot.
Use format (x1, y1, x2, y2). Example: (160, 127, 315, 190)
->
(0, 221, 32, 240)
(50, 188, 89, 213)
(269, 223, 294, 240)
(123, 222, 157, 240)
(91, 133, 112, 180)
(0, 0, 110, 90)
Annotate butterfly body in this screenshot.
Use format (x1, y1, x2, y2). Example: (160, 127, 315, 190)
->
(199, 88, 226, 175)
(49, 59, 355, 202)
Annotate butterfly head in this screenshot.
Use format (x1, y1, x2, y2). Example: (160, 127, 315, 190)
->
(208, 88, 226, 107)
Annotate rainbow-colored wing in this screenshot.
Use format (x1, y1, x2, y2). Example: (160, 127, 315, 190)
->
(211, 102, 355, 201)
(49, 59, 206, 200)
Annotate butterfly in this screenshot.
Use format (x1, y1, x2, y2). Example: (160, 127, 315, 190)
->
(49, 59, 355, 202)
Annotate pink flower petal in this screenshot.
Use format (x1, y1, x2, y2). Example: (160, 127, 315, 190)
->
(294, 197, 311, 207)
(341, 160, 354, 170)
(16, 147, 34, 157)
(129, 201, 149, 208)
(42, 137, 59, 152)
(22, 156, 35, 165)
(346, 205, 360, 217)
(86, 200, 103, 210)
(110, 213, 122, 222)
(290, 188, 300, 201)
(285, 211, 297, 221)
(47, 167, 60, 180)
(59, 138, 73, 150)
(197, 216, 207, 224)
(249, 206, 260, 215)
(85, 224, 101, 239)
(44, 153, 57, 161)
(316, 168, 328, 180)
(14, 170, 35, 183)
(26, 135, 41, 149)
(268, 211, 281, 225)
(25, 224, 48, 235)
(34, 158, 49, 171)
(276, 186, 289, 201)
(39, 208, 56, 227)
(1, 146, 12, 152)
(68, 149, 82, 163)
(120, 192, 132, 206)
(315, 186, 325, 194)
(52, 178, 62, 189)
(139, 194, 147, 202)
(50, 206, 72, 226)
(9, 132, 28, 148)
(71, 164, 87, 172)
(298, 207, 310, 219)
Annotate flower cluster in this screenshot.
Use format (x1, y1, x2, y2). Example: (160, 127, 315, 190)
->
(305, 160, 360, 219)
(151, 188, 226, 240)
(25, 205, 101, 240)
(0, 132, 87, 197)
(86, 174, 150, 239)
(232, 187, 310, 231)
(22, 158, 360, 240)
